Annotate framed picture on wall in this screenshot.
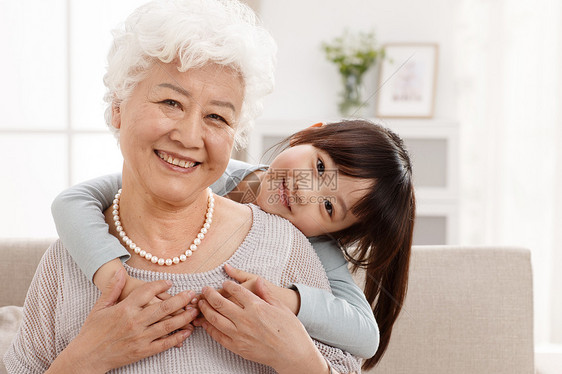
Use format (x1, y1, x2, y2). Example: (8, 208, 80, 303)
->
(376, 43, 438, 118)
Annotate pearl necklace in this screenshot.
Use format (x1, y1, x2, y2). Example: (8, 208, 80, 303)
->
(112, 188, 215, 266)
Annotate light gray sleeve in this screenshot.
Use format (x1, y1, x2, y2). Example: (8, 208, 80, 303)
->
(292, 236, 380, 358)
(210, 159, 267, 196)
(51, 173, 128, 282)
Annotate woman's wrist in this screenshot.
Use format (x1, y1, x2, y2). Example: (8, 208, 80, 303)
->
(274, 286, 300, 315)
(273, 343, 330, 374)
(47, 339, 106, 374)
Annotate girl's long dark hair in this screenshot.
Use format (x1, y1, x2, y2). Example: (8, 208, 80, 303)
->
(289, 120, 415, 370)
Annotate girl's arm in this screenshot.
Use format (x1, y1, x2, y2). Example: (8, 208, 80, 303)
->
(291, 235, 379, 359)
(51, 158, 265, 291)
(51, 173, 128, 283)
(51, 174, 170, 303)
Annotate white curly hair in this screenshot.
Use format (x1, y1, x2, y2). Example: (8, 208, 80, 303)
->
(103, 0, 277, 147)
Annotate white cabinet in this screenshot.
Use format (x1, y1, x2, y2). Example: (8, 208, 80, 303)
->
(245, 118, 459, 245)
(382, 119, 459, 245)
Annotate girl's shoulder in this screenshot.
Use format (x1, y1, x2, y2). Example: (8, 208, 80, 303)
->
(307, 236, 347, 271)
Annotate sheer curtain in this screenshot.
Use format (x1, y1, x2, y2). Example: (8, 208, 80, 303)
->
(455, 0, 562, 345)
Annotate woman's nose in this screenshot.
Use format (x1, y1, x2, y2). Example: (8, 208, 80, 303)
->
(169, 113, 205, 148)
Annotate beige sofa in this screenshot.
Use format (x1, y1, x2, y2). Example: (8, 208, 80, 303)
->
(0, 239, 535, 373)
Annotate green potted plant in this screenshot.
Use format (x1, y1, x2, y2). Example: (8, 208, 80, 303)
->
(322, 30, 384, 116)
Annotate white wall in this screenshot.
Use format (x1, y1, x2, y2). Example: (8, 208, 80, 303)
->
(258, 0, 458, 121)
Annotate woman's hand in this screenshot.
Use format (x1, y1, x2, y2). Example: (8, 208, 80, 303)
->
(222, 264, 300, 314)
(124, 275, 176, 303)
(48, 268, 199, 373)
(124, 276, 194, 348)
(92, 259, 173, 304)
(195, 276, 331, 374)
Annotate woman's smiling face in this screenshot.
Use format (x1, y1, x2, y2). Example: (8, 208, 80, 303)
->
(256, 144, 373, 237)
(113, 62, 244, 205)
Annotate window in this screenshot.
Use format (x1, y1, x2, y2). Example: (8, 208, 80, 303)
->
(0, 1, 148, 237)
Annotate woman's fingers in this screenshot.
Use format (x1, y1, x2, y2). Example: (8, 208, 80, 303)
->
(221, 280, 259, 308)
(150, 326, 194, 354)
(147, 307, 199, 340)
(142, 290, 194, 325)
(124, 279, 174, 307)
(224, 263, 254, 283)
(216, 287, 230, 298)
(156, 291, 172, 301)
(120, 281, 197, 327)
(200, 286, 238, 313)
(200, 318, 233, 348)
(196, 279, 318, 371)
(198, 288, 238, 332)
(253, 277, 281, 306)
(192, 315, 207, 327)
(198, 299, 233, 331)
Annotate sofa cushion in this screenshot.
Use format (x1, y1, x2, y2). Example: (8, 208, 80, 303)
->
(0, 306, 23, 374)
(363, 246, 534, 374)
(0, 238, 52, 307)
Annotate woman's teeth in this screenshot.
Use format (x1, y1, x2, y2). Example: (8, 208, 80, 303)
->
(157, 151, 196, 169)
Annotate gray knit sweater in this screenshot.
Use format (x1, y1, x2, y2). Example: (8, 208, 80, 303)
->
(4, 205, 360, 373)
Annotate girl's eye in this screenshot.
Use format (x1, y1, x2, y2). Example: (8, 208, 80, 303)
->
(316, 158, 325, 176)
(324, 199, 333, 216)
(207, 113, 229, 125)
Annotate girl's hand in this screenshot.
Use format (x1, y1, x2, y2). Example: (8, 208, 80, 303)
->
(195, 277, 330, 374)
(222, 264, 300, 314)
(50, 268, 199, 373)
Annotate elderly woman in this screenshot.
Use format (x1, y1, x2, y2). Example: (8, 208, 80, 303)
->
(3, 1, 360, 373)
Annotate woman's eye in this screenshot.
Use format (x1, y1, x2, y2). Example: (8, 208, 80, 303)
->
(316, 158, 325, 176)
(207, 113, 229, 125)
(324, 199, 333, 216)
(161, 99, 181, 108)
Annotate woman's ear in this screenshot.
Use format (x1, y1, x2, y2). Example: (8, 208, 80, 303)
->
(111, 101, 122, 129)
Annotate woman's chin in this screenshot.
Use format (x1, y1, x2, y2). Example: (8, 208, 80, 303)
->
(147, 183, 206, 206)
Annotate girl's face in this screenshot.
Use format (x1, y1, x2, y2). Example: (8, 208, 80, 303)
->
(256, 144, 372, 237)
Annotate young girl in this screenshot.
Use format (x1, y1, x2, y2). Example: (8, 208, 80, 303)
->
(51, 119, 415, 370)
